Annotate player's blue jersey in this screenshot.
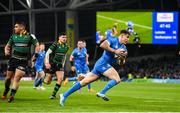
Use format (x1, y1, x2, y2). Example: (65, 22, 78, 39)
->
(71, 47, 89, 75)
(101, 37, 127, 64)
(71, 48, 87, 66)
(92, 37, 127, 76)
(35, 51, 45, 67)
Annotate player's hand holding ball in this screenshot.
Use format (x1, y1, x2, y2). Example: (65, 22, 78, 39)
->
(114, 49, 126, 55)
(114, 49, 127, 65)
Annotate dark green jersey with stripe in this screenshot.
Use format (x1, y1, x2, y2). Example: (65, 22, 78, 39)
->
(49, 42, 69, 65)
(7, 34, 38, 59)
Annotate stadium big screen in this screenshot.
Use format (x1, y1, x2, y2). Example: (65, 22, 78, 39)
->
(96, 11, 178, 44)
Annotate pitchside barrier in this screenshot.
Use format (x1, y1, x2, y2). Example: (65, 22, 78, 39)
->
(133, 78, 180, 84)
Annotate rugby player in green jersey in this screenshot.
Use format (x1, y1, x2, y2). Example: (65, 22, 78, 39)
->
(2, 21, 39, 102)
(44, 33, 69, 99)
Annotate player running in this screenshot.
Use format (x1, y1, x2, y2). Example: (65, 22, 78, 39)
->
(59, 30, 130, 106)
(2, 21, 39, 102)
(64, 40, 94, 92)
(32, 43, 46, 90)
(44, 33, 69, 99)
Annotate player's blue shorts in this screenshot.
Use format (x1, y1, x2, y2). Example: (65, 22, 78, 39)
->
(75, 64, 88, 76)
(35, 65, 43, 72)
(91, 57, 112, 76)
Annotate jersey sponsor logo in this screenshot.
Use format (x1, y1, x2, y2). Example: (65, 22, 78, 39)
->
(56, 53, 66, 56)
(14, 43, 28, 47)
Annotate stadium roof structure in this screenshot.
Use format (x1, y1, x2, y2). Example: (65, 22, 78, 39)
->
(0, 0, 179, 15)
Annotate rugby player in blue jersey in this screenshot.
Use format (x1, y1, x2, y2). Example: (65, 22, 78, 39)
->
(32, 43, 46, 90)
(64, 40, 94, 92)
(59, 30, 130, 106)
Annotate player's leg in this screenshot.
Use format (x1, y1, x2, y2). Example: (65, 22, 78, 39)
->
(60, 72, 99, 106)
(34, 65, 41, 88)
(2, 58, 15, 99)
(87, 83, 95, 93)
(78, 73, 94, 92)
(2, 71, 14, 99)
(44, 65, 54, 85)
(64, 72, 77, 86)
(43, 73, 52, 84)
(97, 67, 120, 101)
(33, 72, 39, 88)
(8, 68, 25, 102)
(50, 70, 64, 99)
(76, 67, 84, 93)
(38, 71, 45, 90)
(34, 70, 45, 89)
(82, 66, 95, 93)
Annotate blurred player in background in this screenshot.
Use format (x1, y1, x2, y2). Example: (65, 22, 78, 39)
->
(44, 33, 69, 99)
(32, 43, 46, 90)
(105, 23, 118, 39)
(59, 30, 130, 106)
(64, 40, 94, 92)
(126, 21, 135, 35)
(126, 21, 141, 47)
(2, 21, 39, 102)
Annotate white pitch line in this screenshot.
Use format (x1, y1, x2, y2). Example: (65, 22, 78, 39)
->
(97, 15, 152, 30)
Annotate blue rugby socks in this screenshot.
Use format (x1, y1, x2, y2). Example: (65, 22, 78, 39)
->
(87, 83, 91, 90)
(99, 79, 118, 94)
(63, 81, 82, 98)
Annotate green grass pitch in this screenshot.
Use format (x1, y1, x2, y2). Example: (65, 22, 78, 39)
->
(0, 80, 180, 112)
(97, 12, 152, 44)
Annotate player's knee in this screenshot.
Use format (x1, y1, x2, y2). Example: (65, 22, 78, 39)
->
(77, 76, 85, 81)
(57, 79, 62, 84)
(14, 76, 22, 82)
(115, 78, 121, 84)
(5, 77, 11, 81)
(80, 79, 89, 86)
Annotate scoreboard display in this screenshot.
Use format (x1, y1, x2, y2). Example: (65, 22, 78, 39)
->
(152, 12, 178, 44)
(96, 11, 179, 44)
